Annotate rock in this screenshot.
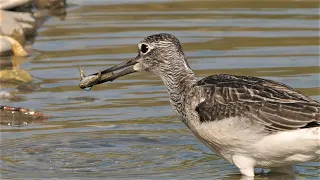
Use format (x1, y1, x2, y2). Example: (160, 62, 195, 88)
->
(0, 69, 33, 83)
(0, 10, 35, 40)
(0, 9, 35, 57)
(0, 105, 49, 126)
(0, 91, 21, 100)
(0, 0, 31, 10)
(0, 11, 25, 45)
(33, 0, 66, 10)
(33, 0, 67, 19)
(0, 37, 13, 56)
(0, 36, 28, 56)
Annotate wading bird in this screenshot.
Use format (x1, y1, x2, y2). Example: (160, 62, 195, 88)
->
(79, 33, 320, 177)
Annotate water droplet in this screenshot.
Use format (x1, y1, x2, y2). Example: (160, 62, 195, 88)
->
(84, 87, 92, 91)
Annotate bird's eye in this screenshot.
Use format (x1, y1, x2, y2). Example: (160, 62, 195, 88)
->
(140, 44, 149, 54)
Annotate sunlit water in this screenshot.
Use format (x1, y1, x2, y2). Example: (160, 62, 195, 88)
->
(1, 0, 319, 179)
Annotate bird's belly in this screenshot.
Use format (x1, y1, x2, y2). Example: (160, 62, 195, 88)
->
(189, 116, 320, 168)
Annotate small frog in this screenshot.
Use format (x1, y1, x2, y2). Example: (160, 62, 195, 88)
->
(78, 66, 102, 90)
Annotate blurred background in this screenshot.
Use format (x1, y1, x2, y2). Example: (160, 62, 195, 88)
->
(0, 0, 319, 179)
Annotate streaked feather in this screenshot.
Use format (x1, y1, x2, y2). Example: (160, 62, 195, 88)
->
(195, 74, 320, 132)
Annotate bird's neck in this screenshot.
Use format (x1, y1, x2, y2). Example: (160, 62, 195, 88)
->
(159, 64, 197, 115)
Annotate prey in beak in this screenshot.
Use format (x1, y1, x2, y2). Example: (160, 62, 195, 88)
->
(78, 59, 138, 90)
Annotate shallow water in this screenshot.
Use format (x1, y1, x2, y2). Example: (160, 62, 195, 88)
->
(1, 0, 319, 179)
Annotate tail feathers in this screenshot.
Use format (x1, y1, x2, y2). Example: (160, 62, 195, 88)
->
(302, 121, 320, 129)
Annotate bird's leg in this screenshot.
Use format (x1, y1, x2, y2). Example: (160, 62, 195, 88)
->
(239, 167, 255, 177)
(232, 154, 255, 177)
(240, 176, 255, 180)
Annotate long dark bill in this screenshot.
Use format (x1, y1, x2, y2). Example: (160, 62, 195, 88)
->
(91, 59, 138, 85)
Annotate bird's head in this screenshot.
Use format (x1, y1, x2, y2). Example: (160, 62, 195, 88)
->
(91, 33, 190, 84)
(133, 33, 189, 75)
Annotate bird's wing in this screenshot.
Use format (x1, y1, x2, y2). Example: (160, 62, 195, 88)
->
(195, 74, 320, 132)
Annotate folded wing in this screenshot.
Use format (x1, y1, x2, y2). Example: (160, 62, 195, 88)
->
(195, 74, 320, 132)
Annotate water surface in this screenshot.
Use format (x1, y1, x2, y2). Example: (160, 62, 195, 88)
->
(1, 0, 319, 179)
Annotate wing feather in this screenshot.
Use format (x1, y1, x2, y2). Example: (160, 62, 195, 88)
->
(195, 74, 320, 133)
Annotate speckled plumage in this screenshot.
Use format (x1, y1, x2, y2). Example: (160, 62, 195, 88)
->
(195, 74, 319, 131)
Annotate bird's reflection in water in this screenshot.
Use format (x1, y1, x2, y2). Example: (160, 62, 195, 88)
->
(223, 170, 296, 180)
